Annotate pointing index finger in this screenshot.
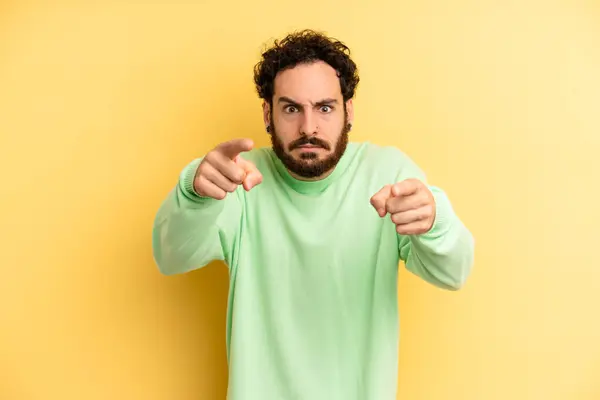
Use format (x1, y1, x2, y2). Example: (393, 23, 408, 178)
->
(217, 138, 254, 160)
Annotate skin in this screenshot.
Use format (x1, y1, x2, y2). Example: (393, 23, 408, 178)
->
(370, 180, 436, 235)
(194, 60, 436, 234)
(263, 61, 353, 181)
(193, 138, 262, 200)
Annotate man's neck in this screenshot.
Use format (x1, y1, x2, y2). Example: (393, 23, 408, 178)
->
(288, 168, 334, 182)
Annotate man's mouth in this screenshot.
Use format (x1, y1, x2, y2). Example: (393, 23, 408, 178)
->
(289, 137, 330, 151)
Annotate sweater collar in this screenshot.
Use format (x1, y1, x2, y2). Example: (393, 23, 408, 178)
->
(268, 142, 358, 195)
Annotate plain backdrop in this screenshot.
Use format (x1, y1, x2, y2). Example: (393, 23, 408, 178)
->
(1, 1, 599, 399)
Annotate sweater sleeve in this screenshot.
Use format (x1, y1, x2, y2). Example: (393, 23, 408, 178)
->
(385, 147, 474, 290)
(399, 185, 475, 290)
(152, 158, 243, 275)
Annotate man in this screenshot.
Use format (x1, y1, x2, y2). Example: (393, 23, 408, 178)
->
(152, 29, 474, 400)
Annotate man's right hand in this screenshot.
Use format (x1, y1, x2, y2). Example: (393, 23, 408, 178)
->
(193, 138, 263, 199)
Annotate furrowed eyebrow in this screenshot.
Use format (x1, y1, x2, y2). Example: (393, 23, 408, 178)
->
(314, 98, 338, 107)
(277, 96, 338, 107)
(278, 96, 301, 107)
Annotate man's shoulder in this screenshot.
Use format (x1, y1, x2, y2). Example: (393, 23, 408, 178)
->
(351, 141, 427, 180)
(352, 141, 418, 167)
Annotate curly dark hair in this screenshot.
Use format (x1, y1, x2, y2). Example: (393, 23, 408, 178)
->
(253, 29, 360, 105)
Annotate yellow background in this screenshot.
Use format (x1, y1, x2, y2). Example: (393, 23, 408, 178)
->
(2, 1, 599, 399)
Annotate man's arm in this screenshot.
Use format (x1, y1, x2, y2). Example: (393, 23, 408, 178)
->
(398, 185, 474, 290)
(152, 158, 243, 275)
(369, 148, 474, 290)
(152, 138, 261, 275)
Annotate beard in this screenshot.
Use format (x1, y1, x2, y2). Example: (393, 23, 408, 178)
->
(269, 114, 351, 179)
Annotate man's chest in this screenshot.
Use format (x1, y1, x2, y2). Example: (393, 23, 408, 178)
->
(240, 186, 399, 269)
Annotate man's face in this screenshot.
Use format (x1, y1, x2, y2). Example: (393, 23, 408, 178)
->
(264, 61, 354, 180)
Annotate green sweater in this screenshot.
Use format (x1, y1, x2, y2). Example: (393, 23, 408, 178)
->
(152, 141, 474, 400)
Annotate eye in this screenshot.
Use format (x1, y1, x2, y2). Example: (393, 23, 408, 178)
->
(284, 105, 299, 113)
(320, 105, 333, 113)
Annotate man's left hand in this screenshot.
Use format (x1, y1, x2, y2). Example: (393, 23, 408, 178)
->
(370, 179, 436, 235)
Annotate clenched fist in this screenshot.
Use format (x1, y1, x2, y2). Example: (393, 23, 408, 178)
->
(194, 138, 263, 200)
(370, 178, 436, 235)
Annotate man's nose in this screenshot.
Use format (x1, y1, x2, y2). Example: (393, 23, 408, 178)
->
(300, 111, 318, 135)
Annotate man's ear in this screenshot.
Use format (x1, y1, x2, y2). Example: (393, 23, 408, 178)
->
(262, 101, 271, 129)
(345, 99, 354, 126)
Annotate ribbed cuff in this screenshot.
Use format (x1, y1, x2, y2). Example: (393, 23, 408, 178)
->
(180, 158, 202, 197)
(421, 185, 458, 238)
(177, 158, 222, 207)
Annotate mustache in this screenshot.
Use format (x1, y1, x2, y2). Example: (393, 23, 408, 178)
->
(288, 136, 331, 151)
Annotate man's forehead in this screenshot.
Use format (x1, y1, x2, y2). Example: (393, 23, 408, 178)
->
(273, 61, 342, 102)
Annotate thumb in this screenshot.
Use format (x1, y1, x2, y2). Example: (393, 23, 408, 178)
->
(370, 185, 393, 217)
(236, 156, 263, 191)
